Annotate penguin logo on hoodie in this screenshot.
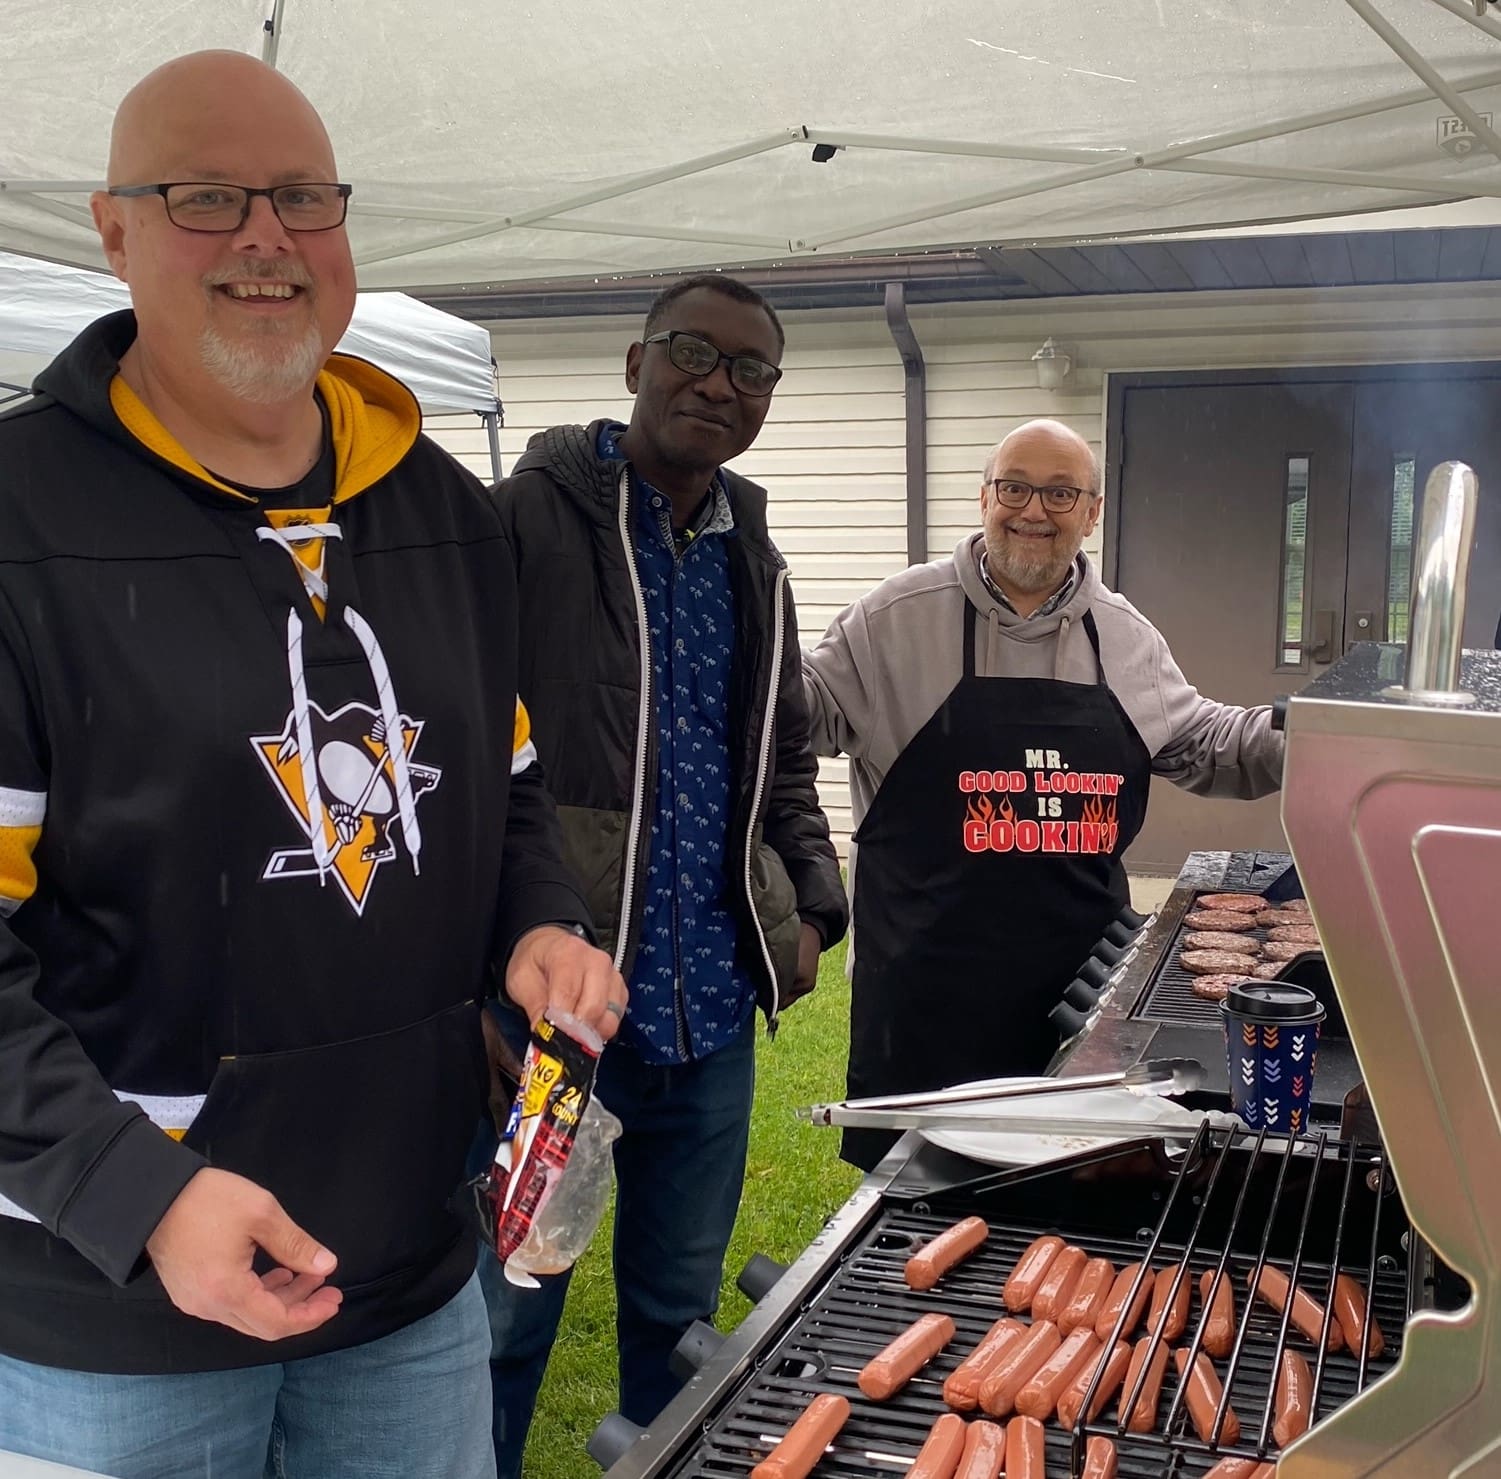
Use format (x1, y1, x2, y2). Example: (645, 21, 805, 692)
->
(253, 700, 441, 915)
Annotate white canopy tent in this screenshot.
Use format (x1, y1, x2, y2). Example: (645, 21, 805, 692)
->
(3, 0, 1501, 291)
(0, 252, 504, 478)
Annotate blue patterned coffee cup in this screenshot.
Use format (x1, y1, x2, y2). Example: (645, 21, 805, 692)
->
(1221, 983, 1326, 1135)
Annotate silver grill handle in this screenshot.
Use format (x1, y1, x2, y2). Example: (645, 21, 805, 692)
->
(1401, 461, 1479, 702)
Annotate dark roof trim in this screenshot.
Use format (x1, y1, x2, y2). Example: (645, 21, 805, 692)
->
(416, 227, 1501, 323)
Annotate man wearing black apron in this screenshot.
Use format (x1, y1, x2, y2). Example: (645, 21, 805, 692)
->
(804, 420, 1285, 1169)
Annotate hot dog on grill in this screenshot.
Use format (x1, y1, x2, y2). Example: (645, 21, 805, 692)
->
(977, 1319, 1061, 1418)
(1203, 1461, 1262, 1479)
(943, 1318, 1025, 1412)
(1015, 1326, 1101, 1421)
(749, 1392, 850, 1479)
(1058, 1256, 1116, 1336)
(1150, 1263, 1191, 1341)
(1001, 1416, 1046, 1479)
(1003, 1235, 1064, 1313)
(906, 1216, 989, 1291)
(1333, 1272, 1386, 1358)
(857, 1311, 957, 1400)
(1199, 1268, 1236, 1359)
(1174, 1346, 1241, 1446)
(1056, 1340, 1130, 1431)
(1096, 1262, 1153, 1343)
(907, 1412, 968, 1479)
(1274, 1346, 1314, 1446)
(1081, 1436, 1119, 1479)
(1031, 1243, 1088, 1323)
(953, 1418, 1005, 1479)
(1250, 1265, 1344, 1352)
(1185, 910, 1259, 933)
(1120, 1335, 1170, 1434)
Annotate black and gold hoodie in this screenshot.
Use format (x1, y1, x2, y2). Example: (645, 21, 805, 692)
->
(0, 311, 588, 1373)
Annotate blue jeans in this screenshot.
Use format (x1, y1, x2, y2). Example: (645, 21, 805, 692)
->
(0, 1273, 495, 1479)
(482, 1018, 755, 1479)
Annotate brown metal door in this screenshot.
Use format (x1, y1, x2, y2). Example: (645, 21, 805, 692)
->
(1345, 375, 1501, 654)
(1113, 382, 1355, 873)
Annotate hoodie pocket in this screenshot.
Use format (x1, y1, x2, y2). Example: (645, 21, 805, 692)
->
(180, 1000, 486, 1291)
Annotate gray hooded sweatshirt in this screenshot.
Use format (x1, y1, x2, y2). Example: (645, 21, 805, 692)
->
(803, 533, 1284, 865)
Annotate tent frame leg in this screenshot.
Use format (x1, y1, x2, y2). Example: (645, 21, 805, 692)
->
(483, 412, 503, 484)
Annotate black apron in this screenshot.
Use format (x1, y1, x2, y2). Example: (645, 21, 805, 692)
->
(844, 601, 1152, 1169)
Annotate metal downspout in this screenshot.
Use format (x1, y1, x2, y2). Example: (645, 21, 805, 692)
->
(883, 282, 927, 567)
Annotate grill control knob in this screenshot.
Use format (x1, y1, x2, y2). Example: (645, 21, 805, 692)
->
(1064, 979, 1103, 1012)
(1076, 957, 1112, 989)
(669, 1319, 726, 1381)
(1050, 1000, 1091, 1039)
(587, 1413, 646, 1470)
(1092, 938, 1126, 966)
(738, 1253, 789, 1303)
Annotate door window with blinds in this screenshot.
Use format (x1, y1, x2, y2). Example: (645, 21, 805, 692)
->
(1110, 365, 1501, 871)
(1386, 456, 1416, 644)
(1279, 455, 1310, 668)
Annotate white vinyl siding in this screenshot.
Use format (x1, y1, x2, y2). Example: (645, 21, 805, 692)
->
(420, 279, 1501, 859)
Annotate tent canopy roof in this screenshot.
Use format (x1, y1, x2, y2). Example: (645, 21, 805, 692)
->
(4, 0, 1501, 292)
(0, 252, 496, 415)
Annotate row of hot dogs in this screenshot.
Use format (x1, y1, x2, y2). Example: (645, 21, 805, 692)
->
(749, 1215, 1386, 1479)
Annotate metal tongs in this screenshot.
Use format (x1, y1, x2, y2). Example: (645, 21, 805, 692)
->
(800, 1057, 1206, 1136)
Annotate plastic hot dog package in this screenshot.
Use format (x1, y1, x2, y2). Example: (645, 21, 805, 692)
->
(474, 1009, 621, 1288)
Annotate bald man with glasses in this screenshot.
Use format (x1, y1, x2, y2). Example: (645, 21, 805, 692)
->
(803, 418, 1285, 1169)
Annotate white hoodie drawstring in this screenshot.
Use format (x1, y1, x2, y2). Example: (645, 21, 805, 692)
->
(255, 523, 340, 605)
(260, 525, 422, 876)
(344, 606, 423, 874)
(282, 608, 337, 880)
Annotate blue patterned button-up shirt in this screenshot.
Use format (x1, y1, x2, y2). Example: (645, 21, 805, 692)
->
(599, 424, 757, 1063)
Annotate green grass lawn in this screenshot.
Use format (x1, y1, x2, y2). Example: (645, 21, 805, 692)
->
(523, 940, 860, 1479)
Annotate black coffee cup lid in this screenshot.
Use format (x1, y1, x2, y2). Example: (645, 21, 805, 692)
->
(1222, 981, 1326, 1021)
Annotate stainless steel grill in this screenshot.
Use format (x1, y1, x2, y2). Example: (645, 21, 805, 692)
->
(607, 1125, 1426, 1479)
(605, 460, 1500, 1479)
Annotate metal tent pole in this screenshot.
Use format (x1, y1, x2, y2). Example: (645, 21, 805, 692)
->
(484, 412, 503, 484)
(1346, 0, 1501, 167)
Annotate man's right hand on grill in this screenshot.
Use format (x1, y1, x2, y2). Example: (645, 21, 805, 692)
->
(145, 1167, 343, 1341)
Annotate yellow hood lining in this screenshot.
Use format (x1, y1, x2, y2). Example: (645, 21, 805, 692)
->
(107, 352, 420, 505)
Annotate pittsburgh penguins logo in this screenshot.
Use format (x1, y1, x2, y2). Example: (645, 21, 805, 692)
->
(253, 700, 441, 915)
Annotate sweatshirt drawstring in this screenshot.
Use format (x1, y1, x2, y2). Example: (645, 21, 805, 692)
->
(256, 522, 338, 605)
(1055, 613, 1071, 680)
(986, 606, 999, 676)
(344, 607, 422, 874)
(258, 524, 422, 877)
(283, 608, 336, 880)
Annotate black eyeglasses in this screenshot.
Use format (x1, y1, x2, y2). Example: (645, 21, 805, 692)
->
(986, 478, 1092, 514)
(107, 182, 352, 233)
(643, 330, 782, 397)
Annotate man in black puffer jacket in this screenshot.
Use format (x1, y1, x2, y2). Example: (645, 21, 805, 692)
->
(484, 274, 847, 1476)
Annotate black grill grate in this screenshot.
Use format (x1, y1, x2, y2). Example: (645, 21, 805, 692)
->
(1133, 887, 1320, 1028)
(663, 1130, 1406, 1479)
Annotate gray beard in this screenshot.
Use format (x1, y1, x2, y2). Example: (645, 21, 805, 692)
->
(983, 530, 1080, 596)
(198, 321, 327, 405)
